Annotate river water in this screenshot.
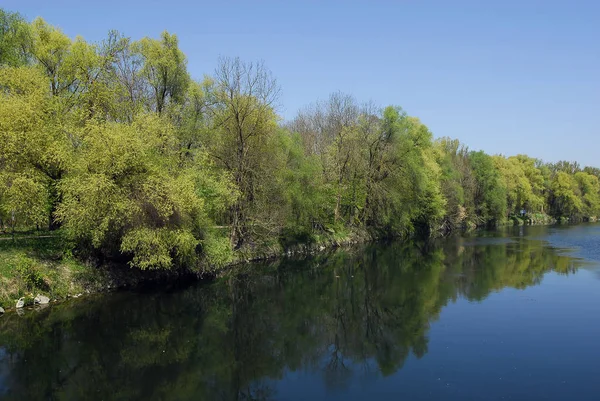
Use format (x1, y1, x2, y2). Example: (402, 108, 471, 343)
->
(1, 224, 600, 400)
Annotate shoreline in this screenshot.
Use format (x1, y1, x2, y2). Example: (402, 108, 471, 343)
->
(0, 217, 580, 315)
(0, 228, 374, 314)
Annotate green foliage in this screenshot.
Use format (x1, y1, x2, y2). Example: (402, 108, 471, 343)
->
(0, 9, 29, 66)
(0, 172, 49, 230)
(121, 227, 197, 270)
(55, 115, 231, 269)
(132, 31, 190, 114)
(434, 138, 472, 229)
(14, 254, 45, 291)
(574, 172, 600, 217)
(201, 233, 234, 268)
(549, 171, 583, 218)
(469, 151, 507, 225)
(281, 133, 329, 237)
(1, 7, 599, 272)
(28, 17, 75, 96)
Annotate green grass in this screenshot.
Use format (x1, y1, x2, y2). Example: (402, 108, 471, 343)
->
(0, 232, 97, 310)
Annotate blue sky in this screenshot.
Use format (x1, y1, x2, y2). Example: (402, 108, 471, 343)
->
(4, 0, 600, 166)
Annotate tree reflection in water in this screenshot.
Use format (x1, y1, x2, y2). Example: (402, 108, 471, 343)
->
(0, 233, 581, 400)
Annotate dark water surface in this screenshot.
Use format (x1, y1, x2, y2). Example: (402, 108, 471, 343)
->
(1, 224, 600, 400)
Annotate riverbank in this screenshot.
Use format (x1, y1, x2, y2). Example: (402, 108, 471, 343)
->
(0, 234, 95, 312)
(0, 215, 566, 314)
(0, 227, 374, 313)
(1, 219, 597, 401)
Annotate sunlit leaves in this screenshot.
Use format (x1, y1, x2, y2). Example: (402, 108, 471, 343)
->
(2, 7, 600, 270)
(132, 31, 190, 114)
(56, 116, 230, 269)
(0, 9, 30, 66)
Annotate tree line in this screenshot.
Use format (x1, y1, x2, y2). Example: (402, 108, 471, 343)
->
(1, 9, 599, 270)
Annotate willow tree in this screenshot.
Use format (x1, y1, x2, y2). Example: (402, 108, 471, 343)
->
(170, 79, 214, 163)
(510, 155, 545, 213)
(56, 114, 234, 269)
(325, 94, 363, 224)
(133, 31, 190, 115)
(0, 66, 66, 229)
(573, 172, 600, 218)
(0, 9, 29, 67)
(0, 68, 50, 231)
(493, 155, 534, 217)
(26, 18, 77, 97)
(469, 151, 507, 225)
(376, 112, 445, 235)
(549, 171, 582, 219)
(11, 19, 129, 228)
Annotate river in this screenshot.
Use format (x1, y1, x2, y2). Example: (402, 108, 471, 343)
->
(1, 223, 600, 400)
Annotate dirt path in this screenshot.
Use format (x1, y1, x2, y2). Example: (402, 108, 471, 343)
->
(0, 235, 57, 241)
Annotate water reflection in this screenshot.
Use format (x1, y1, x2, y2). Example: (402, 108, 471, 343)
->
(0, 231, 584, 400)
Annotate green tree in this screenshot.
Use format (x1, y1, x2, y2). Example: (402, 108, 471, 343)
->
(574, 171, 600, 218)
(469, 151, 507, 225)
(56, 115, 231, 269)
(0, 66, 68, 229)
(132, 31, 190, 115)
(511, 155, 545, 213)
(434, 138, 474, 230)
(549, 171, 583, 219)
(206, 57, 281, 248)
(0, 9, 30, 67)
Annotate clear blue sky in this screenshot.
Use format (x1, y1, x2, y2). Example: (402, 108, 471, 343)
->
(5, 0, 600, 167)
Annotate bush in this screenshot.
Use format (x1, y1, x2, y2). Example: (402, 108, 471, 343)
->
(202, 235, 233, 268)
(15, 255, 47, 291)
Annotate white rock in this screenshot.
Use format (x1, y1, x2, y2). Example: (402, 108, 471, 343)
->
(0, 307, 4, 314)
(16, 298, 25, 308)
(35, 294, 50, 305)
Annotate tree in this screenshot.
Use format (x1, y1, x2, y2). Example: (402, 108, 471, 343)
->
(207, 57, 281, 248)
(56, 115, 232, 269)
(550, 160, 581, 175)
(493, 155, 534, 217)
(279, 132, 329, 239)
(132, 31, 190, 115)
(0, 172, 48, 233)
(0, 9, 30, 67)
(27, 17, 75, 97)
(434, 138, 474, 230)
(574, 172, 600, 218)
(0, 66, 67, 229)
(469, 151, 507, 225)
(386, 114, 445, 235)
(289, 92, 361, 224)
(549, 171, 582, 219)
(112, 36, 146, 121)
(511, 155, 545, 213)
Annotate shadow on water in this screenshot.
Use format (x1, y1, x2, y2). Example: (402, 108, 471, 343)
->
(0, 227, 589, 401)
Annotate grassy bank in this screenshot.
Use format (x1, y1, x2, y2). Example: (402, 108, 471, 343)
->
(0, 216, 562, 312)
(0, 227, 372, 312)
(0, 233, 99, 310)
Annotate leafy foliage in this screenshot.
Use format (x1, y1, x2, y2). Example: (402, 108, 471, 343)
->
(1, 9, 598, 270)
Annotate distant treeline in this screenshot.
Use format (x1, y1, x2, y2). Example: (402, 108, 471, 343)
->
(1, 9, 599, 269)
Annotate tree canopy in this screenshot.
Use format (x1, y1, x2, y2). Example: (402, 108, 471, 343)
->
(1, 9, 598, 270)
